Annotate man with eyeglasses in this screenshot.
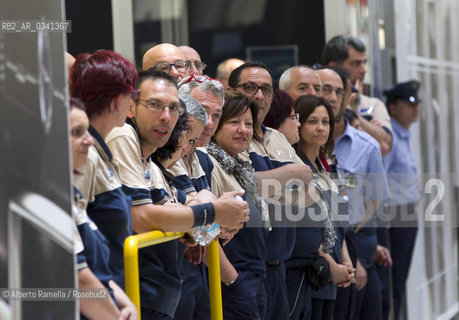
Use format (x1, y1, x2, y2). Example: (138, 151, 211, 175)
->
(322, 35, 393, 156)
(178, 46, 207, 75)
(142, 43, 190, 83)
(105, 70, 249, 320)
(279, 66, 322, 101)
(229, 61, 317, 320)
(319, 67, 391, 320)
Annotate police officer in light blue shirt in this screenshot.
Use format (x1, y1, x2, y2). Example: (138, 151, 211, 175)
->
(382, 80, 422, 320)
(334, 114, 390, 320)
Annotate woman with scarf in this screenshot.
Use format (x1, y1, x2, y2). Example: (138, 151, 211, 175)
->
(290, 95, 354, 320)
(205, 92, 270, 320)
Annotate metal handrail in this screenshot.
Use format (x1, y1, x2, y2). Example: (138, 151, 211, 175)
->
(124, 231, 223, 319)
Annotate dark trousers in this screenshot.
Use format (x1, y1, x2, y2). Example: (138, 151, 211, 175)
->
(286, 267, 311, 320)
(376, 227, 391, 320)
(356, 265, 382, 320)
(390, 226, 418, 320)
(311, 298, 335, 320)
(141, 308, 173, 320)
(174, 261, 210, 320)
(264, 262, 290, 320)
(334, 232, 359, 320)
(334, 284, 358, 320)
(221, 269, 266, 320)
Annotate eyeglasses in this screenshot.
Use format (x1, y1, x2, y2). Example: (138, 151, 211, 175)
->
(137, 99, 184, 116)
(289, 113, 299, 121)
(236, 83, 274, 97)
(322, 85, 345, 98)
(181, 74, 224, 90)
(191, 61, 207, 72)
(151, 60, 189, 74)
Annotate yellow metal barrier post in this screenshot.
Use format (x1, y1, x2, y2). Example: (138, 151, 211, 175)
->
(124, 231, 184, 317)
(207, 239, 223, 320)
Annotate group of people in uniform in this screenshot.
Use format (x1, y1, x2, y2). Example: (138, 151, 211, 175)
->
(67, 33, 422, 320)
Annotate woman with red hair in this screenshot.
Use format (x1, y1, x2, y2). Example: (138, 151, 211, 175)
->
(70, 50, 138, 291)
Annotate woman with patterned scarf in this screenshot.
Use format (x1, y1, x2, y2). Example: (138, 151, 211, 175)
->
(205, 92, 270, 320)
(290, 95, 354, 320)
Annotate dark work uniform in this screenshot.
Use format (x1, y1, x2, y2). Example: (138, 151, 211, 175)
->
(207, 152, 268, 320)
(171, 148, 213, 320)
(245, 126, 305, 320)
(73, 126, 132, 290)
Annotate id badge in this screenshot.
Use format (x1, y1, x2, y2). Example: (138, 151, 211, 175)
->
(344, 173, 357, 188)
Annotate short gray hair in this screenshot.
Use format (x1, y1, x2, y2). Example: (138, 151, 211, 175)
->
(279, 65, 318, 91)
(178, 75, 225, 107)
(178, 93, 207, 125)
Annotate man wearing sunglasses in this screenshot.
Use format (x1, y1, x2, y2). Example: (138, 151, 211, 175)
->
(178, 46, 207, 75)
(142, 43, 190, 83)
(106, 70, 249, 320)
(229, 62, 317, 320)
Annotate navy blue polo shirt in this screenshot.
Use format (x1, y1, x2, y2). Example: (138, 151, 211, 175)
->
(74, 126, 132, 289)
(73, 187, 115, 301)
(207, 153, 268, 277)
(245, 126, 305, 263)
(170, 148, 213, 194)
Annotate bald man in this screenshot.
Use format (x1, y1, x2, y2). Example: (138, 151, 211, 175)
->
(142, 43, 189, 83)
(216, 58, 244, 88)
(279, 66, 322, 101)
(179, 46, 206, 75)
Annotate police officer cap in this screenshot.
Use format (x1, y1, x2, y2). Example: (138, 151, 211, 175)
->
(383, 80, 421, 104)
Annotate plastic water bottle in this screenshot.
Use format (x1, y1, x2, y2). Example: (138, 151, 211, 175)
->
(191, 196, 244, 246)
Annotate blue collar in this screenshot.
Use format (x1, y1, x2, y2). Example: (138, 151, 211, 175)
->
(261, 124, 268, 134)
(391, 119, 411, 139)
(336, 119, 353, 143)
(152, 158, 174, 183)
(297, 151, 323, 173)
(89, 125, 113, 162)
(73, 186, 83, 202)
